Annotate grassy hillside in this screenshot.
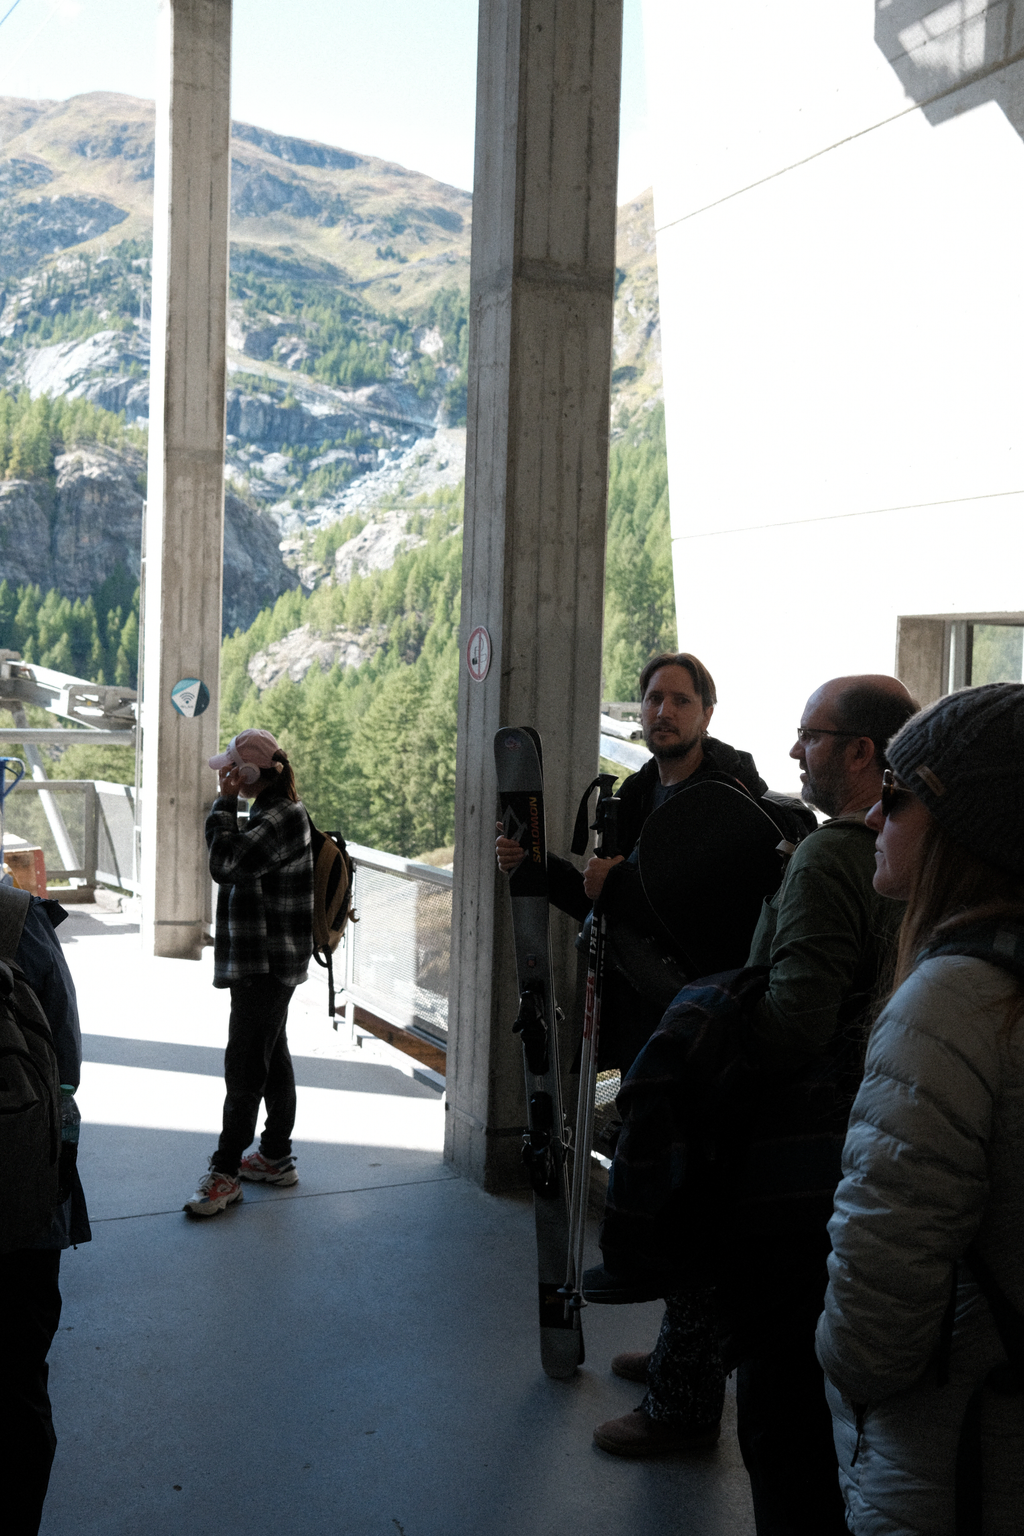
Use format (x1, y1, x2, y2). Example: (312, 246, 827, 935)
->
(0, 93, 472, 312)
(1, 95, 661, 532)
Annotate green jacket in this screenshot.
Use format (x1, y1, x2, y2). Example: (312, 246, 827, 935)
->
(746, 813, 902, 1067)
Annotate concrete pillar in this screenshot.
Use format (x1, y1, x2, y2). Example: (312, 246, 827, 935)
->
(141, 0, 232, 959)
(895, 617, 948, 708)
(445, 0, 623, 1190)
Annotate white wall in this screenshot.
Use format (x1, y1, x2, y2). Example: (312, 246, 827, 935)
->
(644, 0, 1024, 791)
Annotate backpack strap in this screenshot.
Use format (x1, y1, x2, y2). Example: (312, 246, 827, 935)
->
(0, 884, 31, 964)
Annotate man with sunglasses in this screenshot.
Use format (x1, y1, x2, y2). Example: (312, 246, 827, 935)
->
(748, 674, 919, 1065)
(598, 674, 918, 1536)
(720, 674, 917, 1533)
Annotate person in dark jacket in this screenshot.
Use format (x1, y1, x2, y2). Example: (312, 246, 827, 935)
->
(183, 729, 314, 1217)
(497, 652, 811, 1072)
(594, 674, 918, 1536)
(0, 881, 90, 1536)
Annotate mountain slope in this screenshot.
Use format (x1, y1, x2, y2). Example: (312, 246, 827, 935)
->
(1, 102, 662, 563)
(0, 93, 472, 310)
(611, 189, 661, 435)
(0, 96, 670, 828)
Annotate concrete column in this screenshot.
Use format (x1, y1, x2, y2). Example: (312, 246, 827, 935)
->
(445, 0, 623, 1190)
(895, 617, 948, 708)
(141, 0, 232, 959)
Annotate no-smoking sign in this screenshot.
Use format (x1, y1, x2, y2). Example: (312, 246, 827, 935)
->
(466, 625, 491, 682)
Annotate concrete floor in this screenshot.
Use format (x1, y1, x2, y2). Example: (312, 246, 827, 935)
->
(40, 903, 756, 1536)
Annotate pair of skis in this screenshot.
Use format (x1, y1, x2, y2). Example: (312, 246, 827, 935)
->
(494, 726, 619, 1379)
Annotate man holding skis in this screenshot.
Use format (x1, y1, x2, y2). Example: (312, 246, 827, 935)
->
(496, 650, 811, 1073)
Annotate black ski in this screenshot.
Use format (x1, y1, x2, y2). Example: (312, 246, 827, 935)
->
(494, 725, 583, 1379)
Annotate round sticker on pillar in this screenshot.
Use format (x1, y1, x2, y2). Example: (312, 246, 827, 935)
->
(170, 678, 210, 718)
(466, 626, 491, 682)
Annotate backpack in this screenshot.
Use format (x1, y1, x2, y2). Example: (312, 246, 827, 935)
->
(306, 813, 356, 1020)
(600, 957, 869, 1304)
(0, 886, 62, 1253)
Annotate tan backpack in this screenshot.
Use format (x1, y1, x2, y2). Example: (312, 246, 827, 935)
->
(306, 813, 356, 1019)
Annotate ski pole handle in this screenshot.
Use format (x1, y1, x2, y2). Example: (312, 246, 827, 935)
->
(570, 773, 617, 855)
(596, 795, 621, 861)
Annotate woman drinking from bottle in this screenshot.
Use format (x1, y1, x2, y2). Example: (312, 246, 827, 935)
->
(184, 729, 313, 1216)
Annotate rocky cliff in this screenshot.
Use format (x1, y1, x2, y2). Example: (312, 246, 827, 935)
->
(0, 443, 297, 633)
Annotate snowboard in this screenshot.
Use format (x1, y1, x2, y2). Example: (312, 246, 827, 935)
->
(494, 725, 583, 1379)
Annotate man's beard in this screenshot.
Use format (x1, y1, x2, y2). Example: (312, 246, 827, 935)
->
(801, 747, 846, 818)
(645, 726, 704, 763)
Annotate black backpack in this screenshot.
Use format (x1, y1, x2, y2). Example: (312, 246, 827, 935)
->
(306, 813, 356, 1020)
(0, 886, 62, 1253)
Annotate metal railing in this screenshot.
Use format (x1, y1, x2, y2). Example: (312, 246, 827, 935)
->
(4, 778, 139, 893)
(335, 848, 618, 1155)
(338, 843, 452, 1048)
(2, 783, 612, 1128)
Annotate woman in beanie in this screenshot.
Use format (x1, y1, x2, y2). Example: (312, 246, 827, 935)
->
(184, 730, 314, 1216)
(816, 683, 1024, 1533)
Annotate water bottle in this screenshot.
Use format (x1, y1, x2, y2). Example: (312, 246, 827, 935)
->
(60, 1085, 81, 1145)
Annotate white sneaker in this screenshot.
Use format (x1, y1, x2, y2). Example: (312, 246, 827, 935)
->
(183, 1169, 243, 1217)
(238, 1150, 298, 1186)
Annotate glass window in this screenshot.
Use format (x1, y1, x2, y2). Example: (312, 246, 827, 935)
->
(969, 624, 1024, 685)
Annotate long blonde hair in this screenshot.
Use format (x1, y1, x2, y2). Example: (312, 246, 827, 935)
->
(890, 813, 1024, 1026)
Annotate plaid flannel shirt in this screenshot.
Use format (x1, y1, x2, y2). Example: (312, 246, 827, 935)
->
(206, 788, 314, 989)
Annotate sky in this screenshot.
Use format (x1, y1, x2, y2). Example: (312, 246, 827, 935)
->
(0, 0, 651, 201)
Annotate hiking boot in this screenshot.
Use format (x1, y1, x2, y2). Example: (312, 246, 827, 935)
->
(593, 1408, 720, 1458)
(610, 1350, 653, 1384)
(183, 1169, 243, 1217)
(239, 1150, 298, 1186)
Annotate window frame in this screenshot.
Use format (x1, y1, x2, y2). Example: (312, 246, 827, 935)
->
(896, 613, 1024, 705)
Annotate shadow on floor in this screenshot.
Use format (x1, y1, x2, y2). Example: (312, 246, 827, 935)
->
(82, 1033, 442, 1096)
(43, 1121, 755, 1536)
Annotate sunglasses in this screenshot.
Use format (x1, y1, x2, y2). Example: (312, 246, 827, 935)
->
(880, 769, 912, 818)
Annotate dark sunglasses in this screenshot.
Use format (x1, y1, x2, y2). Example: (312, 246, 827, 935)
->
(880, 769, 911, 817)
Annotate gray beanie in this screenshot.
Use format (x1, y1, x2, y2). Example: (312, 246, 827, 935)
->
(886, 682, 1024, 878)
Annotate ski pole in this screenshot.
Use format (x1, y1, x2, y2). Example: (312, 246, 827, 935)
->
(494, 725, 584, 1378)
(562, 780, 620, 1312)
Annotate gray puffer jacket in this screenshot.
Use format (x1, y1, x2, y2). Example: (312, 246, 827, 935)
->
(816, 953, 1024, 1535)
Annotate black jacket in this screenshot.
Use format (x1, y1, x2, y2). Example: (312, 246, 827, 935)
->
(547, 736, 810, 922)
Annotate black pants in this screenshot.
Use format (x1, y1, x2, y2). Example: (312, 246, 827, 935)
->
(643, 1285, 845, 1535)
(0, 1249, 62, 1536)
(212, 974, 296, 1175)
(735, 1317, 847, 1536)
(643, 1286, 725, 1430)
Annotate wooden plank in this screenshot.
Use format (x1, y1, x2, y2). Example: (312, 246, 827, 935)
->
(352, 1006, 446, 1077)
